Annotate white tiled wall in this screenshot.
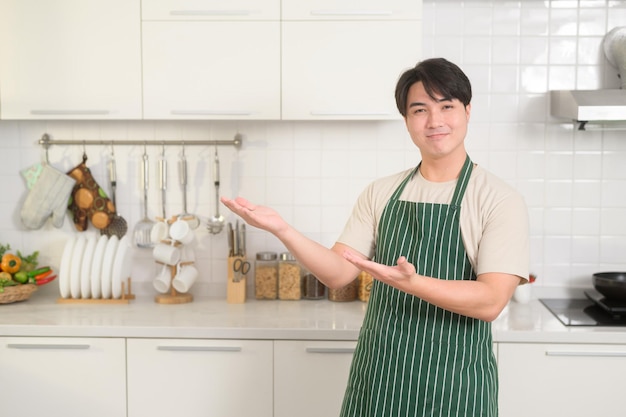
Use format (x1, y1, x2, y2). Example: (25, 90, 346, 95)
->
(1, 0, 626, 297)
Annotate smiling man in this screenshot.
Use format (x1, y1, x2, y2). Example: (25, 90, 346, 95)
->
(222, 57, 529, 417)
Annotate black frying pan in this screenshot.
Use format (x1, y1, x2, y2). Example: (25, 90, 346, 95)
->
(593, 272, 626, 301)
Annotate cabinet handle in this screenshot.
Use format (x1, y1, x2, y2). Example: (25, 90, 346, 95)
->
(169, 10, 253, 16)
(309, 111, 392, 117)
(30, 110, 110, 116)
(545, 350, 626, 358)
(310, 10, 393, 16)
(7, 343, 90, 350)
(170, 110, 253, 116)
(157, 345, 242, 352)
(305, 347, 355, 354)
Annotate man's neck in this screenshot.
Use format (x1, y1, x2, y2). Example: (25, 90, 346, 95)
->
(419, 152, 467, 182)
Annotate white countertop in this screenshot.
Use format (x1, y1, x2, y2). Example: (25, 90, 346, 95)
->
(2, 286, 626, 344)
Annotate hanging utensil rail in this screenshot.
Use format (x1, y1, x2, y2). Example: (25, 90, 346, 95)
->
(38, 132, 242, 158)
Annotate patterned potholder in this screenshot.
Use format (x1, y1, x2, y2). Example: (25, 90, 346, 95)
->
(66, 155, 116, 231)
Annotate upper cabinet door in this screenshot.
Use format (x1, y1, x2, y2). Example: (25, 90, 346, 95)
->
(282, 20, 421, 121)
(282, 0, 421, 20)
(143, 0, 280, 20)
(142, 21, 280, 120)
(0, 0, 142, 120)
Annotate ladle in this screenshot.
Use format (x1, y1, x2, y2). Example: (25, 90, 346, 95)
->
(207, 146, 225, 234)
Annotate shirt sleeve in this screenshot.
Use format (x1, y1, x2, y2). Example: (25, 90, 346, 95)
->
(466, 176, 530, 282)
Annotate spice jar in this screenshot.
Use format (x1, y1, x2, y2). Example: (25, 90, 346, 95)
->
(278, 252, 302, 300)
(328, 279, 358, 302)
(358, 271, 373, 302)
(302, 268, 326, 300)
(255, 251, 278, 300)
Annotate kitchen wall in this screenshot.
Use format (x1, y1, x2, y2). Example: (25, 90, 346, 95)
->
(1, 0, 626, 297)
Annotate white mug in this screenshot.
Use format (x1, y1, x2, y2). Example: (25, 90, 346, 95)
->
(169, 217, 195, 245)
(153, 265, 171, 294)
(152, 242, 181, 265)
(172, 264, 198, 293)
(150, 221, 169, 244)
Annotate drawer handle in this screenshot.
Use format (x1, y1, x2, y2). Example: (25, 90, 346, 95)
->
(545, 350, 626, 358)
(310, 10, 393, 16)
(170, 110, 253, 116)
(305, 347, 355, 354)
(169, 10, 253, 16)
(7, 343, 90, 350)
(30, 110, 110, 116)
(157, 346, 242, 352)
(309, 111, 392, 117)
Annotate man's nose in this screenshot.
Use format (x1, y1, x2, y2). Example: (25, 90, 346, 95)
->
(426, 109, 444, 127)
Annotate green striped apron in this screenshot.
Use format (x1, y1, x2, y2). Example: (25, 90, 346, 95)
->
(340, 156, 497, 417)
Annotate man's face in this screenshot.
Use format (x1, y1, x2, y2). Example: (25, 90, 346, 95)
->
(404, 81, 471, 161)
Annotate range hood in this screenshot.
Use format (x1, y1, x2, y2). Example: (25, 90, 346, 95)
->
(550, 89, 626, 126)
(550, 27, 626, 130)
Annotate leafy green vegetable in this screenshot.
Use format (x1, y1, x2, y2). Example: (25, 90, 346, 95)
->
(0, 243, 10, 259)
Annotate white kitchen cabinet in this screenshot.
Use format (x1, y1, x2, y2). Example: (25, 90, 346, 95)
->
(127, 338, 273, 417)
(0, 337, 126, 417)
(281, 21, 420, 120)
(281, 4, 421, 120)
(282, 0, 421, 20)
(141, 0, 281, 120)
(0, 0, 142, 120)
(498, 342, 626, 417)
(274, 340, 357, 417)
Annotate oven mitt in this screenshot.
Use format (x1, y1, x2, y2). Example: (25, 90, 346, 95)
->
(67, 156, 116, 231)
(20, 163, 76, 230)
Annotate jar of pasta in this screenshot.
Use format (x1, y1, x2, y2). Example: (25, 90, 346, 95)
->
(278, 252, 302, 300)
(358, 271, 373, 302)
(328, 279, 358, 302)
(255, 251, 278, 300)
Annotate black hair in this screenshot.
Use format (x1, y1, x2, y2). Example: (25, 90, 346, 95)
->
(394, 58, 472, 117)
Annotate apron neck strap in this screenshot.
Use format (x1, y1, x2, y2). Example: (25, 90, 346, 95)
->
(449, 154, 473, 209)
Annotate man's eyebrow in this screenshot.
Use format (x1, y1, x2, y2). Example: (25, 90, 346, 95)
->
(408, 97, 453, 108)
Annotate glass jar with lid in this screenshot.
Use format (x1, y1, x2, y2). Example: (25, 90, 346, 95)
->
(302, 267, 326, 300)
(255, 251, 278, 300)
(278, 252, 302, 300)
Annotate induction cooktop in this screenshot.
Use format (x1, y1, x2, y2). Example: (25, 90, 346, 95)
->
(540, 294, 626, 327)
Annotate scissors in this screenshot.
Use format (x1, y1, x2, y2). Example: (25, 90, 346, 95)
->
(232, 258, 251, 282)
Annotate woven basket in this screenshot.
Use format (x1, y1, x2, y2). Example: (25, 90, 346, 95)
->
(0, 284, 37, 304)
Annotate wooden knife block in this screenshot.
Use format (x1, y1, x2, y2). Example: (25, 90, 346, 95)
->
(227, 256, 247, 304)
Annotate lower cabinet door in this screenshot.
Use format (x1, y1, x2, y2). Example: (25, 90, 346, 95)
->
(498, 342, 626, 417)
(127, 338, 273, 417)
(274, 340, 357, 417)
(0, 337, 126, 417)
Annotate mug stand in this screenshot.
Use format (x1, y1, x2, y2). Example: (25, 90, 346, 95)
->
(154, 262, 194, 305)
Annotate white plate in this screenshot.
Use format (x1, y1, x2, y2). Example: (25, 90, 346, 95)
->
(70, 236, 86, 299)
(80, 234, 97, 298)
(100, 235, 119, 299)
(111, 235, 132, 299)
(58, 236, 76, 299)
(90, 235, 108, 299)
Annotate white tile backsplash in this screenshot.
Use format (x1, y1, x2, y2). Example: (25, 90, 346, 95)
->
(2, 0, 626, 297)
